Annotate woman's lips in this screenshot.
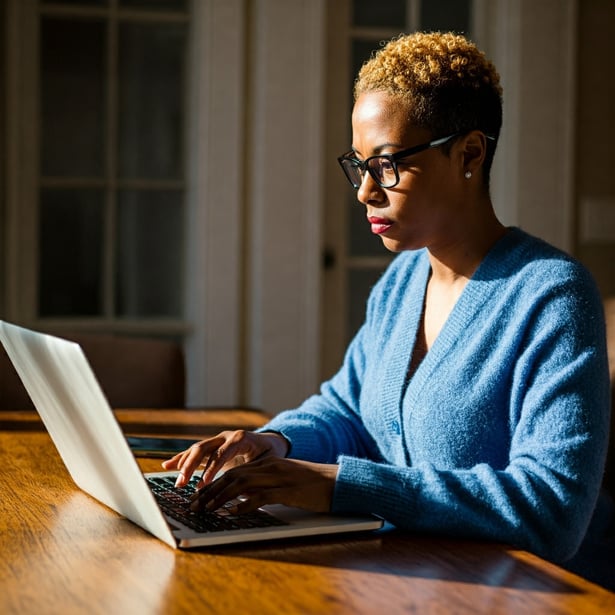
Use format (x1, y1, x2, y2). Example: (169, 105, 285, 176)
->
(367, 216, 394, 235)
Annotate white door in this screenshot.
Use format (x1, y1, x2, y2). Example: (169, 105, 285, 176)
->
(321, 0, 473, 379)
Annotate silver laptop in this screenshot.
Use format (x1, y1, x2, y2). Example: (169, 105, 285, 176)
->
(0, 321, 382, 549)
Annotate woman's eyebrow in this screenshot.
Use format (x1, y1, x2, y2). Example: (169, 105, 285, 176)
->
(351, 142, 405, 157)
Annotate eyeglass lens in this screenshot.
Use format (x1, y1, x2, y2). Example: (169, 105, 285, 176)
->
(341, 156, 398, 188)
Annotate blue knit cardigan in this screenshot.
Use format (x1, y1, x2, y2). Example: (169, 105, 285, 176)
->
(261, 228, 611, 564)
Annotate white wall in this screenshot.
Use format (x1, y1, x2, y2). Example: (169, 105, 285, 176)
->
(245, 0, 325, 412)
(186, 0, 325, 414)
(478, 0, 577, 252)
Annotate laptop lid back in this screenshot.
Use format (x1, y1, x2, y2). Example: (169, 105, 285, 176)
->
(0, 321, 177, 548)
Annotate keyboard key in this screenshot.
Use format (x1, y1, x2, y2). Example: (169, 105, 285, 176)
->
(146, 475, 287, 533)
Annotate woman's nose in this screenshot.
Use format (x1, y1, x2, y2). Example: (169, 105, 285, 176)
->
(356, 172, 385, 207)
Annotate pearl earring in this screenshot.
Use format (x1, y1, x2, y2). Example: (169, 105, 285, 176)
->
(464, 171, 472, 179)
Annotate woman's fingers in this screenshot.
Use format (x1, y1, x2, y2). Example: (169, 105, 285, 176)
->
(161, 430, 281, 488)
(162, 436, 225, 487)
(189, 458, 338, 514)
(190, 464, 274, 513)
(197, 431, 251, 486)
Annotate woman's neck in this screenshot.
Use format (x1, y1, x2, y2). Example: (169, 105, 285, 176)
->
(427, 206, 506, 285)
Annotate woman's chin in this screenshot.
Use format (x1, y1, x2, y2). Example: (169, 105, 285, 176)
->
(380, 237, 418, 253)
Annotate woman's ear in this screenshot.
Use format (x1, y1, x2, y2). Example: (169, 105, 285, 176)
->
(460, 130, 488, 177)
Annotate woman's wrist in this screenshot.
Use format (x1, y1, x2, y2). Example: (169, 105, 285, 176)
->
(260, 431, 291, 457)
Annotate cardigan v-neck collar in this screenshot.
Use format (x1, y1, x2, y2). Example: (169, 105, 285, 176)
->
(400, 228, 523, 404)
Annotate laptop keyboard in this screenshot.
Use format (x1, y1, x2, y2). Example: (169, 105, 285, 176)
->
(147, 475, 288, 533)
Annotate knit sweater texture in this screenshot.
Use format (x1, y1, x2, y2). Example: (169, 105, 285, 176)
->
(260, 228, 611, 565)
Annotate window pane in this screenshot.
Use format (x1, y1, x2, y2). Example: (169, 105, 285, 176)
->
(352, 0, 406, 29)
(118, 22, 186, 179)
(39, 190, 104, 316)
(40, 18, 106, 177)
(420, 0, 471, 34)
(119, 0, 188, 10)
(41, 1, 108, 5)
(115, 190, 183, 317)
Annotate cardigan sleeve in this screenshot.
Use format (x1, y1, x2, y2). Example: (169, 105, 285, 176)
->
(259, 323, 385, 464)
(258, 258, 399, 463)
(258, 251, 420, 464)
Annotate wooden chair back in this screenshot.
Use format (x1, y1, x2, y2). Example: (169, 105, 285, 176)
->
(0, 330, 185, 409)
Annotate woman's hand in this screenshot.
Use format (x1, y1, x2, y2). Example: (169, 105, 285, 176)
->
(161, 430, 289, 488)
(189, 457, 339, 515)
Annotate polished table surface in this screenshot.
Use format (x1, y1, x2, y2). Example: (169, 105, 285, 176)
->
(1, 409, 614, 614)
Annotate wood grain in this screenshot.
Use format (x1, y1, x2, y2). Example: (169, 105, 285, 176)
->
(0, 408, 270, 434)
(0, 418, 613, 614)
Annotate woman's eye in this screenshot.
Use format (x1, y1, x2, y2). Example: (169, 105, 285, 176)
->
(379, 159, 395, 174)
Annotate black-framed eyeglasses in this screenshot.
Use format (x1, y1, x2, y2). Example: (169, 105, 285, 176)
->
(337, 133, 460, 189)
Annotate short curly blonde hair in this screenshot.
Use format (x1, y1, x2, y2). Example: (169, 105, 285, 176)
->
(355, 32, 503, 181)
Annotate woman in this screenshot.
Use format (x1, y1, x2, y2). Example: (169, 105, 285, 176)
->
(164, 32, 611, 580)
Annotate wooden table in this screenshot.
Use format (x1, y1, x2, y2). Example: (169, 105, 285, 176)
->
(1, 409, 614, 614)
(0, 407, 270, 435)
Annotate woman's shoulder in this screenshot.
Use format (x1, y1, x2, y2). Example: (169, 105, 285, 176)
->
(476, 228, 605, 333)
(484, 227, 598, 291)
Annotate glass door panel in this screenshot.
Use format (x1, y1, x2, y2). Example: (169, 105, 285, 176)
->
(323, 0, 472, 378)
(345, 0, 472, 342)
(352, 0, 406, 28)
